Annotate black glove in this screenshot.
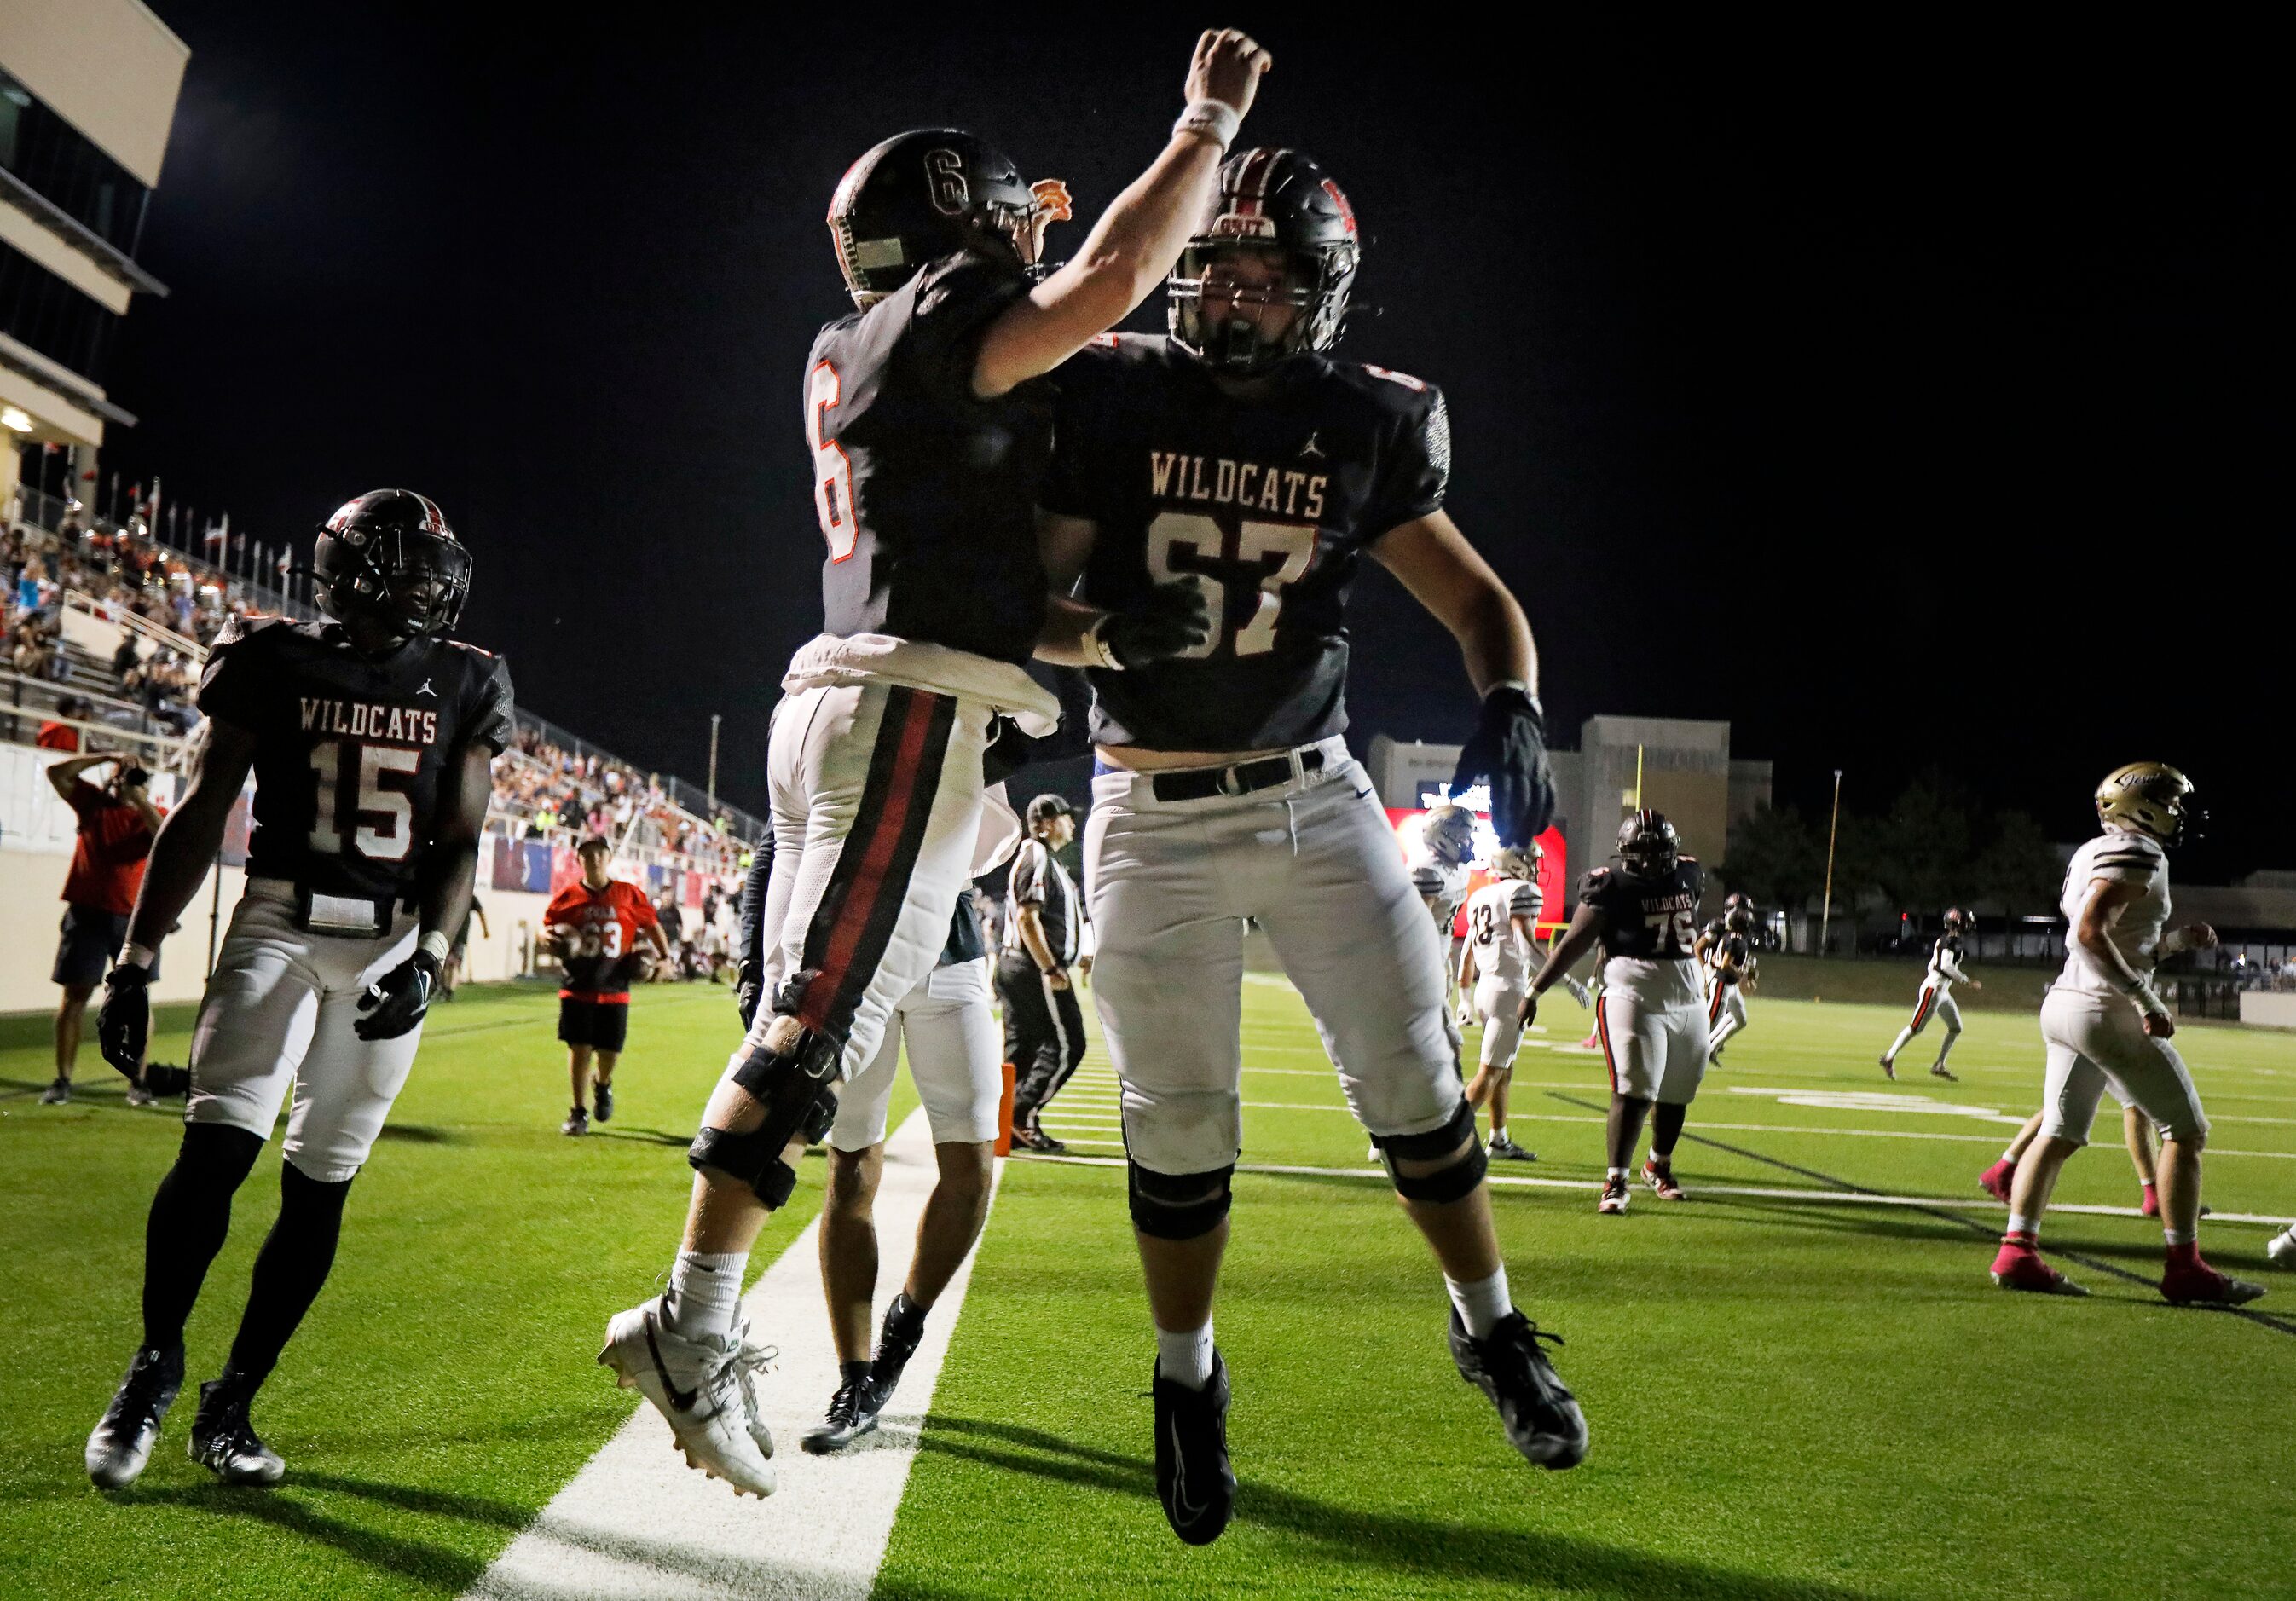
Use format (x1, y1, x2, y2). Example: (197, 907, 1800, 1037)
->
(735, 960, 764, 1031)
(356, 950, 441, 1041)
(1102, 581, 1214, 670)
(1516, 990, 1541, 1031)
(981, 715, 1033, 786)
(97, 962, 154, 1077)
(1452, 686, 1556, 847)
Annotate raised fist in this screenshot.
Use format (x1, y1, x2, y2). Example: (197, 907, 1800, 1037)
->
(1187, 29, 1273, 118)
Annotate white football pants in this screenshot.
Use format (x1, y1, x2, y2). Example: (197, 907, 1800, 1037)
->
(734, 680, 991, 1088)
(184, 880, 425, 1183)
(828, 957, 1003, 1150)
(1085, 739, 1461, 1176)
(2037, 988, 2208, 1146)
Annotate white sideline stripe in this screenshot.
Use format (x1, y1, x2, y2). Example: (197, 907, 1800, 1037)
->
(1022, 1153, 2296, 1228)
(462, 1111, 996, 1601)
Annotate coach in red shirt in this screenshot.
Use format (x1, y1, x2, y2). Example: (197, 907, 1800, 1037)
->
(41, 755, 161, 1106)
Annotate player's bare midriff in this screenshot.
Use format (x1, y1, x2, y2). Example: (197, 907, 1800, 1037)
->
(1096, 743, 1296, 772)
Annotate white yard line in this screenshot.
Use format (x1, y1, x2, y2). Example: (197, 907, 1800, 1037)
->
(464, 1110, 996, 1601)
(1021, 1153, 2296, 1228)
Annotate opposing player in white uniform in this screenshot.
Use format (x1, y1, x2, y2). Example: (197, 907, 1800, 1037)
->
(1703, 903, 1756, 1061)
(1038, 146, 1588, 1545)
(1524, 812, 1708, 1211)
(600, 34, 1275, 1498)
(1879, 907, 1981, 1081)
(1414, 802, 1477, 1000)
(1988, 763, 2264, 1306)
(1456, 845, 1543, 1160)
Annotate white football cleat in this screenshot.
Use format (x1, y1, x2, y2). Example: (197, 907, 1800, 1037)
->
(2268, 1227, 2295, 1269)
(599, 1297, 778, 1497)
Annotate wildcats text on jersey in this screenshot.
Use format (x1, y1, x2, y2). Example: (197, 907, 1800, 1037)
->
(1148, 452, 1328, 520)
(298, 698, 442, 746)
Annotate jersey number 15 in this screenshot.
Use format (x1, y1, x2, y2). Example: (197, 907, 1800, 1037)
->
(309, 739, 419, 862)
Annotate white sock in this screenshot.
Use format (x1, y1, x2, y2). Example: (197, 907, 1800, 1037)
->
(2164, 1227, 2196, 1247)
(664, 1250, 748, 1340)
(2006, 1213, 2037, 1239)
(1155, 1321, 1216, 1390)
(1884, 1026, 1913, 1063)
(1445, 1268, 1511, 1340)
(1606, 1166, 1628, 1182)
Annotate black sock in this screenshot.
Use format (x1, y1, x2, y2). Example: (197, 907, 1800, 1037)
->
(142, 1125, 264, 1353)
(224, 1161, 355, 1389)
(1651, 1101, 1687, 1163)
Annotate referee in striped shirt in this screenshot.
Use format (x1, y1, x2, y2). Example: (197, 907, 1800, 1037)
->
(998, 795, 1085, 1153)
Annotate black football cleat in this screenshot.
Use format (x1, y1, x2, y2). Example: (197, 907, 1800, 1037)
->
(801, 1374, 884, 1454)
(593, 1081, 615, 1123)
(85, 1344, 185, 1488)
(866, 1292, 927, 1406)
(187, 1378, 286, 1486)
(1153, 1352, 1236, 1546)
(1449, 1309, 1588, 1471)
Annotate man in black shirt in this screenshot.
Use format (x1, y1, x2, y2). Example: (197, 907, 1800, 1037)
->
(1034, 147, 1579, 1541)
(996, 794, 1086, 1153)
(84, 489, 511, 1491)
(604, 31, 1272, 1500)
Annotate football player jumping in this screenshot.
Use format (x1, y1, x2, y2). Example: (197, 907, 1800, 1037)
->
(1878, 906, 1981, 1081)
(1524, 812, 1709, 1213)
(84, 490, 513, 1489)
(1038, 147, 1585, 1546)
(1987, 764, 2263, 1305)
(598, 32, 1273, 1498)
(1456, 843, 1546, 1161)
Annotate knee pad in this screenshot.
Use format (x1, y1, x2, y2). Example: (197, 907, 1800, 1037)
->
(692, 1039, 843, 1209)
(689, 1125, 802, 1210)
(1127, 1161, 1234, 1241)
(1382, 1101, 1487, 1205)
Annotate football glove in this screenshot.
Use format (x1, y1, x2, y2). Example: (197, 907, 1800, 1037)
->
(982, 715, 1033, 786)
(355, 951, 440, 1041)
(735, 959, 764, 1031)
(1516, 990, 1540, 1031)
(96, 962, 154, 1077)
(1452, 686, 1556, 847)
(1104, 580, 1214, 670)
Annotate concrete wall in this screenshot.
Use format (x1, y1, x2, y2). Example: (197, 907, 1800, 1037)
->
(0, 0, 189, 186)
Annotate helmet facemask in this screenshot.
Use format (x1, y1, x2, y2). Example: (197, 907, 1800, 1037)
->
(316, 523, 472, 640)
(1168, 240, 1356, 376)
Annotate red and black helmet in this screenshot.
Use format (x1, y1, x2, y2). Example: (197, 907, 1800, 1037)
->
(1168, 147, 1362, 376)
(313, 488, 472, 639)
(1616, 809, 1680, 881)
(1942, 907, 1972, 934)
(827, 129, 1071, 309)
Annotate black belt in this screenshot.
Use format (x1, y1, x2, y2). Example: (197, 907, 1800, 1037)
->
(1150, 748, 1324, 802)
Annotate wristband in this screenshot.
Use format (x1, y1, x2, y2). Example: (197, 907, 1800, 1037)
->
(417, 930, 453, 965)
(1172, 100, 1241, 150)
(120, 944, 159, 973)
(1487, 682, 1542, 719)
(2125, 977, 2164, 1014)
(1082, 611, 1125, 672)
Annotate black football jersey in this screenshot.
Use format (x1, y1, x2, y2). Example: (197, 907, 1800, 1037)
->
(1042, 335, 1451, 750)
(807, 250, 1051, 666)
(1578, 858, 1707, 962)
(197, 618, 516, 902)
(1714, 930, 1750, 984)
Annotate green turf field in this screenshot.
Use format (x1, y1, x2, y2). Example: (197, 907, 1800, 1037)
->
(3, 974, 2292, 1599)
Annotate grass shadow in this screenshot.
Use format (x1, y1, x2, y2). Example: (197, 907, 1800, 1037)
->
(914, 1413, 1883, 1601)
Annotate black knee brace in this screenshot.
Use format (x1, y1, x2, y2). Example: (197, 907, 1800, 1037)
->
(1382, 1101, 1487, 1204)
(688, 1033, 842, 1208)
(1127, 1161, 1234, 1240)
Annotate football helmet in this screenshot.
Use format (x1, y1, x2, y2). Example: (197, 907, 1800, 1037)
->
(1167, 147, 1361, 375)
(1490, 841, 1541, 881)
(828, 129, 1071, 309)
(1726, 905, 1755, 935)
(1941, 907, 1972, 934)
(1423, 804, 1477, 867)
(313, 489, 471, 639)
(2095, 762, 2199, 847)
(1616, 810, 1680, 881)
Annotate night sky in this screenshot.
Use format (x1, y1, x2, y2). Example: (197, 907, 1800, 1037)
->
(95, 9, 2288, 876)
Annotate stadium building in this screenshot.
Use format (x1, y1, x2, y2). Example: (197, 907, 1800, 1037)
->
(0, 0, 184, 516)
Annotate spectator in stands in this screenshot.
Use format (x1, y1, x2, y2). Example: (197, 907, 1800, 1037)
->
(111, 633, 140, 681)
(14, 553, 43, 616)
(35, 695, 85, 752)
(41, 755, 161, 1107)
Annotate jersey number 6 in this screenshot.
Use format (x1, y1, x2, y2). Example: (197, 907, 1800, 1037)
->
(808, 361, 856, 563)
(1146, 512, 1316, 658)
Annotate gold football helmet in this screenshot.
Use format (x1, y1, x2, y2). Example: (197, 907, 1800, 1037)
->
(1490, 841, 1541, 881)
(2095, 762, 2197, 846)
(1423, 804, 1478, 866)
